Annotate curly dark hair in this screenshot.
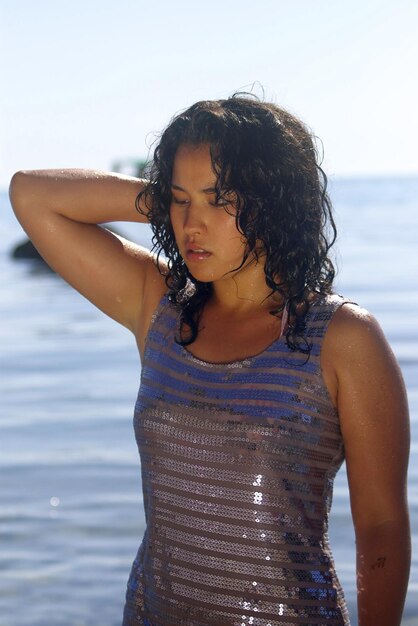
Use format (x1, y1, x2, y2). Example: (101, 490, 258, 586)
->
(136, 94, 337, 353)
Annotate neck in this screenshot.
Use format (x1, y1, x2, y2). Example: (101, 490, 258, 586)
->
(210, 254, 282, 315)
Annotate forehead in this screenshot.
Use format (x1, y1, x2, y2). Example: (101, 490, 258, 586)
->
(172, 143, 216, 184)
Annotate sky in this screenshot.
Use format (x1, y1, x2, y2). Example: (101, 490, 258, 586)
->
(1, 0, 417, 189)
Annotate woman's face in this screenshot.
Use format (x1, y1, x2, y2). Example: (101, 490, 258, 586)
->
(169, 143, 248, 284)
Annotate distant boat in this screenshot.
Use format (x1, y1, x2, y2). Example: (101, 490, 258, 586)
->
(112, 158, 148, 178)
(11, 239, 45, 262)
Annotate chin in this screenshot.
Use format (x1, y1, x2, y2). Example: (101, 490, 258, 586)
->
(184, 259, 245, 284)
(187, 268, 216, 283)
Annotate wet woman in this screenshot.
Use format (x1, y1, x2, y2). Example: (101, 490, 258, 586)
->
(10, 95, 410, 626)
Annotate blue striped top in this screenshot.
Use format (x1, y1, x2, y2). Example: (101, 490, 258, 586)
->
(123, 294, 351, 626)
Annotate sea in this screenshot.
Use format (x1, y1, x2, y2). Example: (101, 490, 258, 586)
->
(0, 176, 417, 626)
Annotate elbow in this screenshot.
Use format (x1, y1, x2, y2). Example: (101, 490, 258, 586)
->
(9, 170, 31, 216)
(9, 170, 43, 225)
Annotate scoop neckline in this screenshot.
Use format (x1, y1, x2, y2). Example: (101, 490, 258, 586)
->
(178, 327, 288, 368)
(173, 294, 328, 368)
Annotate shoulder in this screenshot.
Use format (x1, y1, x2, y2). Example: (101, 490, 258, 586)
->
(323, 300, 392, 367)
(319, 298, 404, 408)
(322, 298, 408, 432)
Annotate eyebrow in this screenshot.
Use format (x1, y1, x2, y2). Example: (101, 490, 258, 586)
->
(171, 183, 217, 194)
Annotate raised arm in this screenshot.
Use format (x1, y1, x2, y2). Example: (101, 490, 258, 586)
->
(9, 169, 166, 343)
(323, 304, 411, 626)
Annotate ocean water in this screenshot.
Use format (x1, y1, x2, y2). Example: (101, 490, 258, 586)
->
(0, 177, 417, 626)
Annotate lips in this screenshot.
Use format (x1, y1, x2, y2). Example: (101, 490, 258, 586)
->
(185, 243, 212, 261)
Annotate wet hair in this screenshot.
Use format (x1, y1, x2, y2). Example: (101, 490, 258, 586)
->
(136, 94, 336, 353)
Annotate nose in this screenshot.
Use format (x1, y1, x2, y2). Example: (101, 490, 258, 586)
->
(182, 201, 206, 236)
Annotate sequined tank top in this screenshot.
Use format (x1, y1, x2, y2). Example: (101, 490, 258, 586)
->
(123, 294, 351, 626)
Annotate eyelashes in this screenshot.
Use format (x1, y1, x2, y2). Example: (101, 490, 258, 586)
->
(171, 197, 188, 206)
(171, 196, 232, 208)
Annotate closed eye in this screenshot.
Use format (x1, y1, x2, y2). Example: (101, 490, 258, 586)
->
(209, 198, 230, 207)
(171, 196, 189, 205)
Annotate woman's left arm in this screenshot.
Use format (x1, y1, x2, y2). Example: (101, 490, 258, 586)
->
(323, 304, 411, 626)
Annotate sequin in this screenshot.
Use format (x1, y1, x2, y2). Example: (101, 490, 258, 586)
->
(122, 295, 352, 625)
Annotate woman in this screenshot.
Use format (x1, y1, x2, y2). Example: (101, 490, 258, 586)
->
(10, 95, 410, 625)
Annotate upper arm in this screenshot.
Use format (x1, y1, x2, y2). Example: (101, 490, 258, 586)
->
(323, 304, 410, 532)
(9, 171, 166, 335)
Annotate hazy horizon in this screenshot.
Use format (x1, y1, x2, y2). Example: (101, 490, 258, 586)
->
(1, 0, 417, 189)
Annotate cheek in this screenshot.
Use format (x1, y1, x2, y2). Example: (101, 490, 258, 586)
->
(223, 218, 246, 249)
(169, 208, 180, 235)
(221, 212, 241, 236)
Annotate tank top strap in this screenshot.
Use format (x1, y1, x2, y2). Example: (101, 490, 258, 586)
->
(303, 293, 356, 343)
(143, 293, 177, 360)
